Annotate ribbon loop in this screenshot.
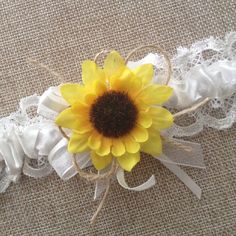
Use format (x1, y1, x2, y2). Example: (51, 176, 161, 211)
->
(37, 86, 68, 120)
(23, 156, 53, 178)
(116, 168, 156, 191)
(48, 139, 91, 180)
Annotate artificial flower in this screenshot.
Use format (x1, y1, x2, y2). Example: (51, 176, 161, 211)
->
(55, 51, 173, 171)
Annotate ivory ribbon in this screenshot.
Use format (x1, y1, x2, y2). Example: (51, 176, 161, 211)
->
(48, 139, 91, 180)
(0, 128, 24, 183)
(37, 86, 68, 119)
(94, 168, 156, 200)
(116, 168, 156, 191)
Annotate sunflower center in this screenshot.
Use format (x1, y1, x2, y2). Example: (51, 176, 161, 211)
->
(89, 91, 138, 138)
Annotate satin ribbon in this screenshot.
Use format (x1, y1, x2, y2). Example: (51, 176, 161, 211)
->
(0, 90, 90, 188)
(0, 93, 70, 192)
(0, 128, 25, 192)
(94, 166, 157, 200)
(116, 169, 156, 191)
(37, 86, 68, 120)
(48, 138, 91, 180)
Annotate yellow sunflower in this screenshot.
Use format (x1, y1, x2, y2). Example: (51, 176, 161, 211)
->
(55, 51, 173, 172)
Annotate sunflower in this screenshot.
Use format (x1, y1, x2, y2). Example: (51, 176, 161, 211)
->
(55, 51, 173, 172)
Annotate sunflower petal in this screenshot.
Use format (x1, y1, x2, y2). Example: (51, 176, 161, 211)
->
(91, 152, 112, 170)
(123, 135, 140, 153)
(131, 125, 149, 142)
(138, 85, 173, 105)
(104, 51, 125, 77)
(60, 83, 85, 105)
(149, 107, 173, 130)
(111, 139, 126, 157)
(117, 152, 140, 171)
(82, 60, 104, 85)
(137, 112, 152, 128)
(55, 108, 80, 130)
(110, 68, 142, 97)
(88, 131, 102, 150)
(93, 79, 107, 96)
(68, 132, 90, 153)
(84, 93, 97, 105)
(96, 137, 112, 156)
(71, 100, 89, 115)
(141, 131, 162, 157)
(132, 64, 154, 84)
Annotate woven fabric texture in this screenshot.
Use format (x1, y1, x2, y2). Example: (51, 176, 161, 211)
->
(0, 0, 236, 235)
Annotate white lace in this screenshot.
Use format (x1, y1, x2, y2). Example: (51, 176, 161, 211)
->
(168, 32, 236, 137)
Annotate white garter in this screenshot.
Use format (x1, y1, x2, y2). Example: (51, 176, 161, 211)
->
(0, 32, 235, 196)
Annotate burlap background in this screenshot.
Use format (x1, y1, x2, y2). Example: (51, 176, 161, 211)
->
(0, 0, 235, 235)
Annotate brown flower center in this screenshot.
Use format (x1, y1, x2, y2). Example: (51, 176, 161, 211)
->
(89, 91, 138, 138)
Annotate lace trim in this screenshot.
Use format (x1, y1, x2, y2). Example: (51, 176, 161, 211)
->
(167, 32, 236, 137)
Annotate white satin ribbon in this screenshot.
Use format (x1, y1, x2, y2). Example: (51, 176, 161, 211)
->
(94, 179, 109, 201)
(169, 61, 236, 108)
(94, 168, 156, 200)
(13, 114, 67, 178)
(116, 168, 156, 191)
(48, 139, 91, 180)
(35, 123, 62, 156)
(37, 86, 68, 119)
(0, 128, 24, 183)
(93, 165, 156, 200)
(16, 121, 63, 176)
(17, 126, 40, 159)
